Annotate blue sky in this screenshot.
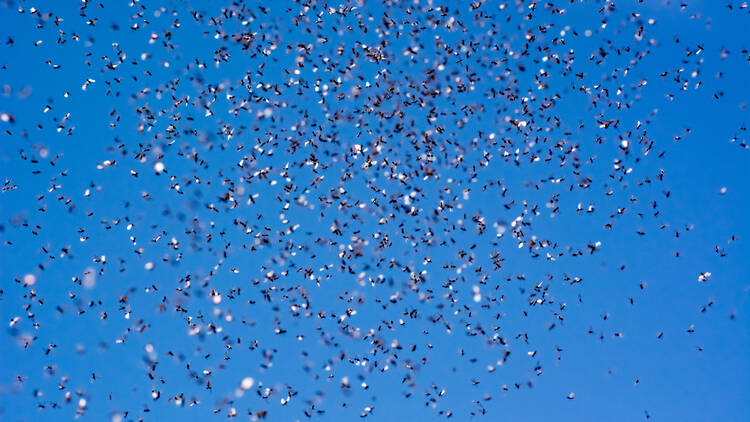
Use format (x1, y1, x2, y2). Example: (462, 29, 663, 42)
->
(0, 0, 749, 421)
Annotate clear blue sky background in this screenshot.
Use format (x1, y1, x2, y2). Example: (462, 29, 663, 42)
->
(0, 0, 748, 421)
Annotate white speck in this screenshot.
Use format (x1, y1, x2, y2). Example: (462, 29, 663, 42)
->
(240, 377, 254, 390)
(23, 274, 36, 286)
(83, 267, 96, 288)
(154, 162, 165, 173)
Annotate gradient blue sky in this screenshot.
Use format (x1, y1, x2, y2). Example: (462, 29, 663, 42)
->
(1, 0, 749, 421)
